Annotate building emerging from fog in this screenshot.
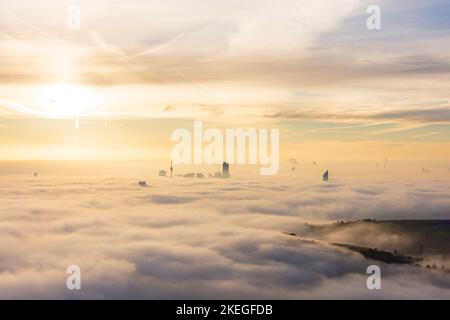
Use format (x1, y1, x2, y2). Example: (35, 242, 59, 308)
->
(138, 181, 147, 187)
(183, 173, 195, 178)
(211, 162, 230, 178)
(223, 162, 230, 178)
(323, 170, 329, 182)
(159, 170, 167, 177)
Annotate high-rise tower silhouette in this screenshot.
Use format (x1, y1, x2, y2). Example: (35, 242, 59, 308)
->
(223, 162, 230, 178)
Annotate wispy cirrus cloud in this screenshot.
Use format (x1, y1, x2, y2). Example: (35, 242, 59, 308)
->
(266, 107, 450, 124)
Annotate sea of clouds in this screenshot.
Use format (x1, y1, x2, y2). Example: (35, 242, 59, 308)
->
(1, 174, 450, 299)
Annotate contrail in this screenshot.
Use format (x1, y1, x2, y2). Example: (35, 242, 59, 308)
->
(3, 10, 65, 43)
(176, 70, 233, 104)
(0, 97, 41, 116)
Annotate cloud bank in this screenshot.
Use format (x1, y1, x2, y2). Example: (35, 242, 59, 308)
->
(0, 174, 450, 299)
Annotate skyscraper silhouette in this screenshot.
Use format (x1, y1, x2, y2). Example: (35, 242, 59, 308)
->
(323, 170, 329, 182)
(223, 162, 230, 178)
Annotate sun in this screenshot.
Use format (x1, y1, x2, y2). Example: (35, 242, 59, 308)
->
(40, 84, 93, 118)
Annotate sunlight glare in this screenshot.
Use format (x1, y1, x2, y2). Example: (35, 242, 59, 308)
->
(40, 84, 93, 118)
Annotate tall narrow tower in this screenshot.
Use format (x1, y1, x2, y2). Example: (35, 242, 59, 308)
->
(223, 162, 230, 178)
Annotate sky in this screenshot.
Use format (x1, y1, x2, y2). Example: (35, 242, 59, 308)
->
(0, 0, 450, 162)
